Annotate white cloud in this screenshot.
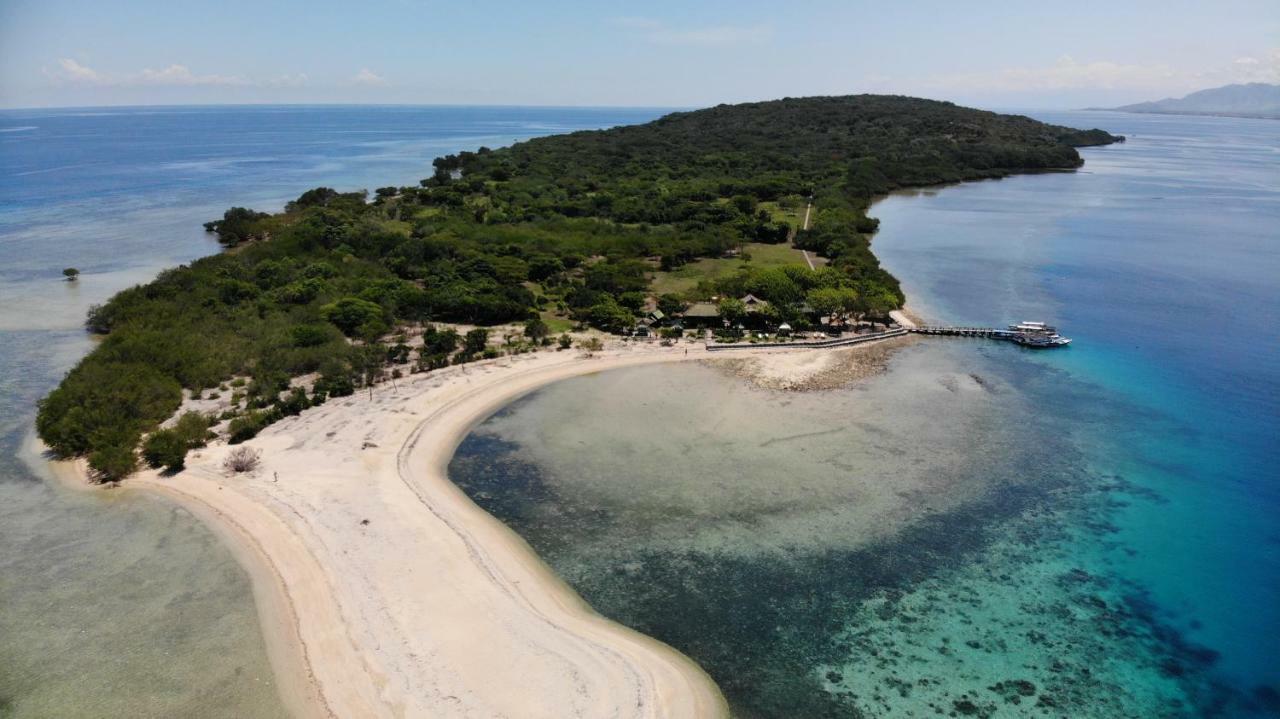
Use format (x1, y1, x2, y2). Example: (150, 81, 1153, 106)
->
(41, 59, 313, 90)
(45, 58, 105, 84)
(353, 68, 389, 86)
(1225, 48, 1280, 83)
(263, 73, 309, 88)
(612, 17, 771, 47)
(138, 64, 247, 86)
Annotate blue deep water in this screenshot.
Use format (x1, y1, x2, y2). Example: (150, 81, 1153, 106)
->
(872, 110, 1280, 711)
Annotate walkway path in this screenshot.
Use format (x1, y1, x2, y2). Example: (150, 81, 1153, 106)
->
(799, 202, 817, 270)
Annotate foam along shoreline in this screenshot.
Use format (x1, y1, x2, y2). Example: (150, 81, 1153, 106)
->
(40, 337, 904, 717)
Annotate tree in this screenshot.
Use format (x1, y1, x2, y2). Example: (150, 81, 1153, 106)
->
(528, 255, 564, 281)
(173, 412, 212, 448)
(321, 297, 387, 338)
(806, 287, 858, 324)
(88, 444, 137, 482)
(839, 287, 865, 319)
(463, 328, 489, 355)
(142, 429, 188, 472)
(860, 287, 900, 326)
(422, 325, 460, 356)
(718, 298, 747, 327)
(657, 294, 687, 317)
(523, 318, 550, 342)
(353, 344, 387, 399)
(316, 363, 355, 398)
(62, 267, 80, 282)
(557, 334, 573, 350)
(203, 207, 269, 245)
(291, 324, 332, 348)
(586, 296, 634, 333)
(286, 187, 339, 211)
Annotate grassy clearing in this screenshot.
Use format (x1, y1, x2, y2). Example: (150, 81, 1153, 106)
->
(539, 311, 577, 333)
(650, 242, 815, 296)
(757, 194, 809, 228)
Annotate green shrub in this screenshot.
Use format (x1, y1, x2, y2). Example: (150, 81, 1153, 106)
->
(173, 412, 213, 448)
(463, 328, 489, 355)
(227, 408, 281, 444)
(315, 368, 355, 398)
(88, 444, 137, 481)
(321, 297, 387, 338)
(142, 429, 189, 471)
(276, 388, 310, 417)
(290, 324, 332, 348)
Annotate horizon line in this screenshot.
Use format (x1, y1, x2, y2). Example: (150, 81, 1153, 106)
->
(0, 100, 696, 112)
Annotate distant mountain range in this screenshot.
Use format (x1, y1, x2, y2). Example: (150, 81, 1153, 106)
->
(1095, 83, 1280, 120)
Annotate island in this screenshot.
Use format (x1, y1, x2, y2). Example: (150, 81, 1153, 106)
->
(37, 95, 1122, 717)
(1098, 82, 1280, 120)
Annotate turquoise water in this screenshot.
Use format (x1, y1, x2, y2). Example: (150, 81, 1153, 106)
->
(0, 105, 665, 716)
(874, 110, 1279, 692)
(450, 112, 1279, 717)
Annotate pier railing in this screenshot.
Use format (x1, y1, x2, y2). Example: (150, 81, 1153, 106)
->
(705, 328, 908, 352)
(907, 326, 1016, 338)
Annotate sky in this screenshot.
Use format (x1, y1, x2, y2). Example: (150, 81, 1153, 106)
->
(1, 0, 1277, 110)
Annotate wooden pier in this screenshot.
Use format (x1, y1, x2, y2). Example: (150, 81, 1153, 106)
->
(907, 326, 1017, 339)
(705, 327, 908, 351)
(906, 324, 1071, 348)
(701, 322, 1069, 352)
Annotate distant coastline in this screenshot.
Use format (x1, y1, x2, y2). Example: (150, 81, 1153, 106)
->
(1086, 108, 1279, 121)
(1087, 82, 1280, 121)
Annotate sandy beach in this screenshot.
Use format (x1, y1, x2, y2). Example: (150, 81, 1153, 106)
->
(42, 337, 904, 717)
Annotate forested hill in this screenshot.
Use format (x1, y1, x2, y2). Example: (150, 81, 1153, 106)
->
(439, 94, 1120, 216)
(38, 95, 1122, 480)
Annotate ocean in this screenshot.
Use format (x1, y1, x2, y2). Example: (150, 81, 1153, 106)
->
(449, 112, 1280, 717)
(0, 104, 666, 717)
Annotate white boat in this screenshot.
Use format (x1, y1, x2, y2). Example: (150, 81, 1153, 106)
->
(1007, 321, 1072, 348)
